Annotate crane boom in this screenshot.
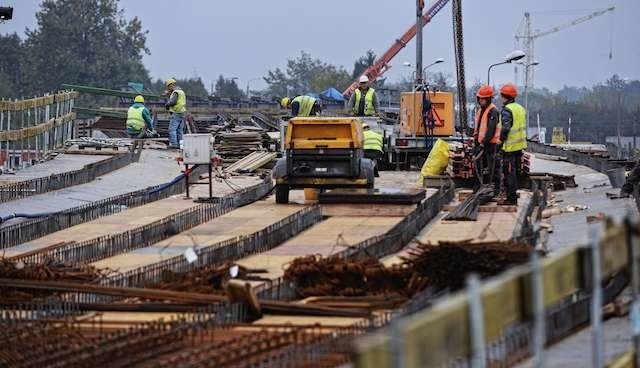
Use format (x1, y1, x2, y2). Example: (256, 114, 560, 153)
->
(530, 6, 615, 39)
(342, 0, 450, 98)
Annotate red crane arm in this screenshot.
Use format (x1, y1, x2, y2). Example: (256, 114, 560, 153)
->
(342, 0, 450, 98)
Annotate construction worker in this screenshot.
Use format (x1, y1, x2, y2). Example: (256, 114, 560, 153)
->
(280, 96, 321, 116)
(126, 95, 155, 138)
(164, 78, 186, 149)
(621, 162, 640, 197)
(349, 75, 379, 116)
(474, 85, 501, 191)
(498, 84, 527, 205)
(363, 122, 384, 177)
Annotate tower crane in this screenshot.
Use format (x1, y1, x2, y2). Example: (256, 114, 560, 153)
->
(515, 6, 615, 90)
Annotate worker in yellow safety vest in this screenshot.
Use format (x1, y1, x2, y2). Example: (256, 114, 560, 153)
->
(126, 95, 155, 138)
(474, 85, 501, 191)
(362, 122, 384, 177)
(349, 75, 379, 116)
(498, 84, 527, 205)
(164, 78, 187, 149)
(281, 95, 321, 116)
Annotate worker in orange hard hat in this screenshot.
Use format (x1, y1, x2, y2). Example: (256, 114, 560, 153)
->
(474, 85, 501, 191)
(498, 83, 527, 205)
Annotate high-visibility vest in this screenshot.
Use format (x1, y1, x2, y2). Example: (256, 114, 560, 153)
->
(169, 89, 186, 113)
(502, 102, 527, 152)
(126, 105, 146, 132)
(474, 103, 501, 144)
(292, 95, 317, 116)
(363, 129, 383, 153)
(353, 88, 376, 116)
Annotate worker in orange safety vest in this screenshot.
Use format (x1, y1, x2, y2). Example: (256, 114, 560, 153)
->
(474, 85, 501, 191)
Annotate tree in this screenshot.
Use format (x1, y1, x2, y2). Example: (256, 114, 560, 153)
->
(21, 0, 150, 97)
(264, 51, 351, 97)
(0, 33, 25, 98)
(352, 50, 376, 80)
(214, 75, 244, 98)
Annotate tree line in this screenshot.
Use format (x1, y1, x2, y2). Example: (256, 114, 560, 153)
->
(0, 0, 638, 150)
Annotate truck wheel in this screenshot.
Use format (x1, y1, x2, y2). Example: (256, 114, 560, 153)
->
(275, 185, 289, 204)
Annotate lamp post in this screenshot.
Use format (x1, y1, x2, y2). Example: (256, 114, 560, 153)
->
(246, 77, 263, 99)
(520, 60, 539, 129)
(404, 58, 444, 89)
(487, 50, 526, 85)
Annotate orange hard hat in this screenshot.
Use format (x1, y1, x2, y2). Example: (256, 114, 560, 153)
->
(500, 84, 518, 98)
(476, 85, 494, 98)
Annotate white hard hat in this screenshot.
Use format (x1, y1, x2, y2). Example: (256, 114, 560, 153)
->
(359, 75, 369, 83)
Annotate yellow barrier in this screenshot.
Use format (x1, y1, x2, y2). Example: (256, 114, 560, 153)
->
(354, 219, 637, 368)
(0, 113, 75, 141)
(0, 92, 77, 111)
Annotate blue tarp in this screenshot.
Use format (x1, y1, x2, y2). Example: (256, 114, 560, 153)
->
(318, 87, 345, 102)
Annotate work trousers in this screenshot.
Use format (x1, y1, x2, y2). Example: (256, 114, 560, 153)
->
(502, 150, 523, 203)
(168, 113, 184, 148)
(477, 143, 501, 192)
(364, 149, 383, 177)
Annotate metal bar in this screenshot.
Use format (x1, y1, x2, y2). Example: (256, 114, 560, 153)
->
(468, 274, 486, 368)
(531, 251, 545, 368)
(590, 225, 604, 368)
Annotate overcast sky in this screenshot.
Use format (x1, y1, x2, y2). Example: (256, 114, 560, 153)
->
(2, 0, 638, 93)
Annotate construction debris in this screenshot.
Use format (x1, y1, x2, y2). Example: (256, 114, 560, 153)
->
(0, 257, 112, 300)
(214, 132, 265, 165)
(283, 239, 534, 299)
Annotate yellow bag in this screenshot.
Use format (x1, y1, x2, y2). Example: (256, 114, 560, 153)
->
(418, 139, 449, 183)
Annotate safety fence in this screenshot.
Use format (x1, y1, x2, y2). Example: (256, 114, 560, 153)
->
(13, 177, 274, 265)
(0, 148, 138, 203)
(0, 92, 78, 172)
(0, 165, 207, 249)
(353, 214, 639, 368)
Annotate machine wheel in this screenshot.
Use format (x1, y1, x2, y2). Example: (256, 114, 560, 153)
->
(275, 185, 290, 204)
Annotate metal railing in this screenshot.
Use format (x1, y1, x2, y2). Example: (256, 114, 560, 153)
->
(0, 92, 78, 172)
(353, 212, 640, 368)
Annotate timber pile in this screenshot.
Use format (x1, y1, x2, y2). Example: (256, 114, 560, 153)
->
(214, 132, 264, 164)
(283, 240, 534, 298)
(448, 142, 475, 179)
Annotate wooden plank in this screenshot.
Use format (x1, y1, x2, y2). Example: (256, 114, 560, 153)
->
(321, 204, 416, 217)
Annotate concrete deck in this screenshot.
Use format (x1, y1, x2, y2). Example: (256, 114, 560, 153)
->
(0, 149, 182, 227)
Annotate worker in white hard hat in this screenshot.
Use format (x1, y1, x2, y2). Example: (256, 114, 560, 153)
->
(126, 95, 156, 138)
(164, 78, 187, 149)
(348, 75, 379, 117)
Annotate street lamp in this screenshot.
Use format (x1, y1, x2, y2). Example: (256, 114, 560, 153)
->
(520, 60, 540, 129)
(404, 58, 444, 89)
(487, 50, 526, 85)
(246, 77, 263, 98)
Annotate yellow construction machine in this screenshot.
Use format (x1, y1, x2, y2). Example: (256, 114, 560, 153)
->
(272, 117, 375, 204)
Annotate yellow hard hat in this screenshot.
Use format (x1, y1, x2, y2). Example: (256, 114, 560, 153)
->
(134, 95, 144, 103)
(280, 97, 291, 108)
(165, 78, 177, 87)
